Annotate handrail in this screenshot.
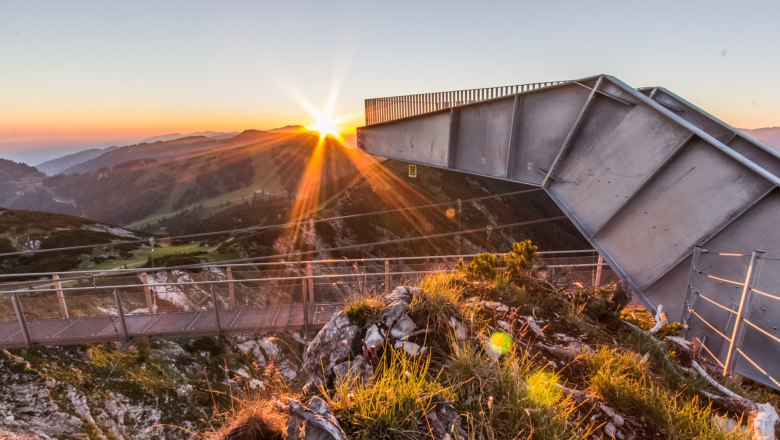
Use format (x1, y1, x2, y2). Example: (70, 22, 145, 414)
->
(364, 81, 568, 125)
(0, 249, 598, 282)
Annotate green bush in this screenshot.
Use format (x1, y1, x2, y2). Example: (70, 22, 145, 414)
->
(466, 253, 500, 281)
(502, 239, 539, 276)
(344, 297, 383, 327)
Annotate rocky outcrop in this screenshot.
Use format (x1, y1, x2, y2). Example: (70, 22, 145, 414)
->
(286, 396, 347, 440)
(302, 312, 361, 389)
(298, 286, 467, 439)
(302, 287, 432, 390)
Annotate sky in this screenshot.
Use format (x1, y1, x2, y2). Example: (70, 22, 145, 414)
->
(1, 0, 779, 163)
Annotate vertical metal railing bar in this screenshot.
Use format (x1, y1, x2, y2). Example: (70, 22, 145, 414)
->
(112, 289, 129, 341)
(724, 250, 764, 376)
(682, 246, 704, 331)
(11, 293, 31, 346)
(210, 285, 221, 336)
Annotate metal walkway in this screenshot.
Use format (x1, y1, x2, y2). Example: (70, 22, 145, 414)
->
(356, 75, 780, 389)
(0, 252, 611, 349)
(0, 304, 341, 349)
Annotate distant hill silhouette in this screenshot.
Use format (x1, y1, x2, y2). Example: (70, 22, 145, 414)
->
(742, 127, 780, 153)
(36, 147, 112, 175)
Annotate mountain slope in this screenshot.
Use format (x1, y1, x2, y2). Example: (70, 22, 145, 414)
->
(61, 135, 220, 175)
(0, 159, 48, 207)
(0, 207, 145, 274)
(35, 147, 109, 175)
(0, 131, 358, 225)
(58, 131, 246, 175)
(1, 128, 586, 259)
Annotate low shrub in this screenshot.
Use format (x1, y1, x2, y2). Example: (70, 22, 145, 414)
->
(343, 297, 382, 327)
(466, 253, 500, 281)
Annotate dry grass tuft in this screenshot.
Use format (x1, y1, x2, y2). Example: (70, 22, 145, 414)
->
(206, 399, 286, 440)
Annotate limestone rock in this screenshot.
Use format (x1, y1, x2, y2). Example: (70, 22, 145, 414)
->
(286, 396, 347, 440)
(394, 340, 427, 357)
(364, 324, 385, 352)
(332, 355, 374, 386)
(303, 311, 360, 388)
(389, 314, 416, 340)
(384, 286, 412, 304)
(463, 298, 509, 314)
(383, 300, 409, 327)
(604, 421, 617, 438)
(258, 337, 281, 361)
(426, 402, 467, 440)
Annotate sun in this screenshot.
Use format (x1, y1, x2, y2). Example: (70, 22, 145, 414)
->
(306, 113, 342, 139)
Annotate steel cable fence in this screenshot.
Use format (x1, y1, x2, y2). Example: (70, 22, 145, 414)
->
(0, 251, 620, 347)
(683, 247, 780, 390)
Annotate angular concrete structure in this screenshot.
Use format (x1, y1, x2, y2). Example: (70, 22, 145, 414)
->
(357, 75, 780, 389)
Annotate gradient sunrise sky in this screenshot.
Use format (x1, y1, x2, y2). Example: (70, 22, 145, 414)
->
(1, 0, 779, 160)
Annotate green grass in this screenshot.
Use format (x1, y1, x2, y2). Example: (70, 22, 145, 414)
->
(344, 296, 383, 327)
(324, 349, 451, 439)
(446, 344, 595, 440)
(408, 272, 466, 354)
(412, 272, 464, 316)
(88, 242, 216, 270)
(587, 347, 749, 440)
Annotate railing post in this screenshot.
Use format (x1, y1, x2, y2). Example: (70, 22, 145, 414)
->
(211, 285, 222, 336)
(139, 272, 156, 314)
(384, 259, 391, 295)
(682, 246, 705, 329)
(112, 289, 129, 341)
(723, 250, 765, 376)
(301, 271, 309, 333)
(226, 266, 236, 308)
(594, 255, 604, 287)
(11, 293, 32, 347)
(53, 273, 69, 319)
(306, 261, 314, 304)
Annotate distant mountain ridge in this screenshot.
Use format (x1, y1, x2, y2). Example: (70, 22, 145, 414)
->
(37, 129, 281, 175)
(0, 129, 345, 225)
(742, 127, 780, 153)
(36, 147, 113, 175)
(0, 159, 47, 207)
(139, 131, 237, 144)
(0, 206, 144, 274)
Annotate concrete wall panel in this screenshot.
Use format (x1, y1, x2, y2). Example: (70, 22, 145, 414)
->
(453, 97, 515, 177)
(509, 85, 591, 184)
(548, 99, 691, 233)
(360, 111, 452, 167)
(593, 141, 774, 290)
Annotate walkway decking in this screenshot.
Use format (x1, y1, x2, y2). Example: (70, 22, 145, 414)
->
(0, 303, 342, 348)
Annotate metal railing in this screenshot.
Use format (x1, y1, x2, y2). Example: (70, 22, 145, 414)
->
(364, 81, 568, 125)
(682, 247, 780, 390)
(0, 250, 614, 348)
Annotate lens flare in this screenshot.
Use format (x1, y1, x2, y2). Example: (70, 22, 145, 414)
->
(307, 113, 343, 139)
(488, 331, 513, 355)
(526, 370, 562, 406)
